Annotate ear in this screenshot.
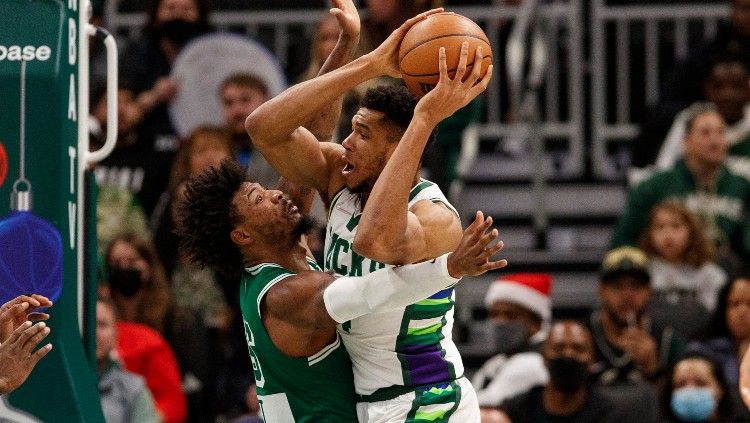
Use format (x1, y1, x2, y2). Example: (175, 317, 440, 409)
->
(231, 227, 253, 247)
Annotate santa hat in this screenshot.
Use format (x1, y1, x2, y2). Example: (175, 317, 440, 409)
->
(484, 273, 553, 323)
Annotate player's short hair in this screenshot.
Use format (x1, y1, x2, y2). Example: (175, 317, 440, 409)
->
(219, 73, 269, 98)
(360, 85, 437, 157)
(176, 159, 246, 280)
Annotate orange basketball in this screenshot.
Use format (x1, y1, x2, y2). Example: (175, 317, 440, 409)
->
(399, 12, 493, 97)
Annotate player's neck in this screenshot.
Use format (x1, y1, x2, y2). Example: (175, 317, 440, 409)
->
(360, 172, 422, 207)
(245, 241, 310, 272)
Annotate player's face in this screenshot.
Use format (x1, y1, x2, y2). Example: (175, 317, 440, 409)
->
(599, 276, 651, 326)
(340, 108, 393, 192)
(222, 84, 267, 136)
(684, 111, 727, 168)
(231, 182, 302, 243)
(649, 209, 690, 263)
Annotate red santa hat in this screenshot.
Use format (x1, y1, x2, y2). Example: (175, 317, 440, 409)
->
(484, 273, 553, 323)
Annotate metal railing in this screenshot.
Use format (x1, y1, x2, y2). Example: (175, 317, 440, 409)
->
(105, 1, 729, 181)
(590, 0, 730, 178)
(104, 1, 586, 176)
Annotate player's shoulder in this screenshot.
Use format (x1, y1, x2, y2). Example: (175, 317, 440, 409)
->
(408, 179, 459, 221)
(263, 270, 332, 314)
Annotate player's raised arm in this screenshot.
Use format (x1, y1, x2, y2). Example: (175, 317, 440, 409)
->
(263, 210, 506, 357)
(245, 8, 444, 198)
(354, 43, 493, 264)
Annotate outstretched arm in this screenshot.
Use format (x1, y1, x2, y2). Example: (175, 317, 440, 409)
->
(263, 211, 506, 357)
(245, 9, 443, 198)
(305, 0, 360, 143)
(355, 43, 494, 264)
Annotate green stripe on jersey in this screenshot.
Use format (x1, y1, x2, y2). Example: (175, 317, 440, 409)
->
(346, 214, 361, 231)
(409, 180, 434, 202)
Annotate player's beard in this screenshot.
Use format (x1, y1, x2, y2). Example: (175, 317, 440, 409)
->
(292, 215, 315, 240)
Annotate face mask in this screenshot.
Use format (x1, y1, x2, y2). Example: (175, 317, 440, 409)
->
(671, 387, 716, 422)
(547, 357, 589, 393)
(108, 268, 143, 298)
(157, 19, 204, 46)
(494, 321, 529, 355)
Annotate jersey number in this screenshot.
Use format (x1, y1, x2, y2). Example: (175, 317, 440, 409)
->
(243, 319, 266, 388)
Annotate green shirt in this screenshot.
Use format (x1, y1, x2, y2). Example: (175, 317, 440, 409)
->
(611, 160, 750, 256)
(239, 258, 357, 422)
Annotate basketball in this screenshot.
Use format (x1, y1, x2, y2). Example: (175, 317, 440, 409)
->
(399, 12, 493, 97)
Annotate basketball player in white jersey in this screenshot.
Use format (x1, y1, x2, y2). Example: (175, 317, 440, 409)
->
(246, 8, 493, 422)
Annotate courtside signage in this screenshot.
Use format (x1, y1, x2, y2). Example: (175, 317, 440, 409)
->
(0, 45, 52, 61)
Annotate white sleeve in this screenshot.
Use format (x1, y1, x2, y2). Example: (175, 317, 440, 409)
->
(322, 253, 459, 323)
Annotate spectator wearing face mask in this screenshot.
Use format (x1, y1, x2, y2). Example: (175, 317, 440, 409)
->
(106, 234, 189, 422)
(498, 320, 615, 423)
(660, 352, 734, 423)
(473, 273, 552, 410)
(119, 0, 212, 158)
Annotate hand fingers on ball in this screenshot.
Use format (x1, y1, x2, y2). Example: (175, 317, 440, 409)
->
(469, 64, 493, 97)
(454, 42, 469, 82)
(465, 46, 484, 86)
(438, 47, 449, 83)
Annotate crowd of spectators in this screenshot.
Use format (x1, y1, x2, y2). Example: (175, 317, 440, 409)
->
(79, 0, 750, 421)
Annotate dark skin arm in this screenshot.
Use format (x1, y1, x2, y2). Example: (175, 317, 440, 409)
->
(258, 210, 508, 358)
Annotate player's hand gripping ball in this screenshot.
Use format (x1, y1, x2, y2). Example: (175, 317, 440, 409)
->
(398, 12, 493, 97)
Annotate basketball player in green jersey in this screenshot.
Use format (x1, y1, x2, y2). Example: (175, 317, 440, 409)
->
(245, 7, 493, 422)
(176, 159, 506, 422)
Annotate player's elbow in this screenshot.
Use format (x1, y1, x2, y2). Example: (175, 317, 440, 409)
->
(244, 113, 260, 139)
(244, 111, 270, 146)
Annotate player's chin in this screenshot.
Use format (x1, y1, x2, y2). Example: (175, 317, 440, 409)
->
(344, 175, 365, 193)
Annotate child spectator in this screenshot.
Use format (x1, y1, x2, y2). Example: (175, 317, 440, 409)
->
(639, 200, 727, 313)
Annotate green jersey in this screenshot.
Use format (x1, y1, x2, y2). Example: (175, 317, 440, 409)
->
(239, 258, 357, 422)
(611, 160, 750, 256)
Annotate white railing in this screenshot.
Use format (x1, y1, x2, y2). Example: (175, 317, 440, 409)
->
(104, 1, 586, 176)
(105, 1, 729, 181)
(590, 0, 730, 178)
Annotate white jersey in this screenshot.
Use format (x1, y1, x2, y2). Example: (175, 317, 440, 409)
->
(324, 179, 464, 397)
